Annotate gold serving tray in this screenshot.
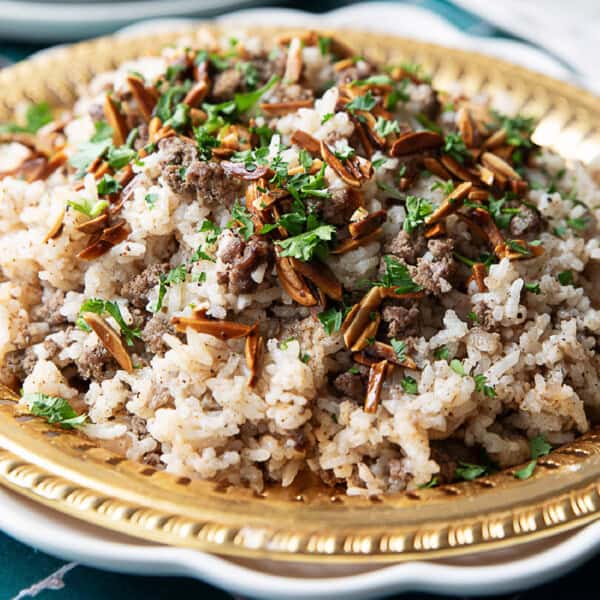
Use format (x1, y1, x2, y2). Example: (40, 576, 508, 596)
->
(1, 27, 600, 563)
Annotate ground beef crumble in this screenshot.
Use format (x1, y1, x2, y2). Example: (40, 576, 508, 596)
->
(386, 230, 427, 264)
(382, 305, 420, 337)
(333, 371, 366, 401)
(76, 343, 116, 382)
(142, 315, 172, 355)
(121, 263, 170, 310)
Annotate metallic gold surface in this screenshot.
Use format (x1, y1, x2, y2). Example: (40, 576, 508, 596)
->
(0, 27, 599, 562)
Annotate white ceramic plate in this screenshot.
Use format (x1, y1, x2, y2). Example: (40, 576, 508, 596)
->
(1, 486, 599, 599)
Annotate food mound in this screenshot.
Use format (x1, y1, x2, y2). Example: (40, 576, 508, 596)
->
(0, 30, 599, 496)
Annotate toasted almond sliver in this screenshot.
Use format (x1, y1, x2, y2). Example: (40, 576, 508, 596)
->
(363, 341, 417, 369)
(331, 228, 382, 254)
(390, 131, 444, 156)
(221, 161, 270, 181)
(82, 312, 132, 373)
(290, 130, 321, 155)
(75, 213, 109, 234)
(423, 157, 452, 180)
(43, 206, 65, 244)
(481, 151, 521, 181)
(183, 81, 208, 107)
(497, 240, 544, 261)
(457, 107, 477, 148)
(425, 181, 472, 225)
(275, 257, 318, 306)
(380, 289, 427, 301)
(364, 359, 389, 413)
(103, 94, 129, 146)
(424, 222, 446, 239)
(470, 207, 505, 253)
(348, 210, 387, 239)
(343, 286, 383, 350)
(478, 165, 495, 187)
(171, 316, 254, 340)
(440, 155, 479, 183)
(350, 313, 381, 353)
(0, 381, 20, 402)
(290, 258, 343, 301)
(245, 326, 263, 387)
(283, 37, 303, 84)
(259, 100, 314, 116)
(126, 75, 157, 122)
(482, 128, 507, 150)
(320, 140, 371, 188)
(472, 263, 487, 292)
(468, 188, 489, 203)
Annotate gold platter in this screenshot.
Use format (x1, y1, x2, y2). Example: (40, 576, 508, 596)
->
(1, 26, 600, 563)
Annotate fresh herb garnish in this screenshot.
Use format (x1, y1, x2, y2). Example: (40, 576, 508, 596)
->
(153, 265, 187, 312)
(317, 307, 344, 335)
(525, 281, 541, 294)
(434, 346, 450, 360)
(321, 112, 334, 124)
(491, 111, 535, 148)
(390, 338, 407, 362)
(276, 224, 336, 262)
(473, 374, 497, 397)
(144, 193, 158, 209)
(0, 102, 53, 134)
(401, 376, 418, 394)
(455, 462, 488, 481)
(557, 270, 574, 286)
(443, 132, 469, 164)
(77, 298, 141, 345)
(403, 196, 434, 232)
(318, 36, 332, 56)
(371, 255, 422, 294)
(374, 116, 400, 137)
(450, 359, 466, 376)
(96, 174, 121, 196)
(67, 197, 109, 218)
(419, 476, 439, 489)
(514, 435, 552, 480)
(69, 120, 114, 178)
(228, 200, 255, 241)
(24, 393, 86, 429)
(346, 90, 377, 114)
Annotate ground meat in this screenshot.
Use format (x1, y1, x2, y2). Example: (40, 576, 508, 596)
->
(210, 69, 243, 102)
(216, 230, 273, 294)
(428, 237, 455, 260)
(472, 303, 499, 332)
(183, 160, 243, 208)
(317, 188, 362, 226)
(120, 263, 170, 310)
(0, 349, 27, 387)
(30, 288, 67, 327)
(265, 83, 313, 104)
(159, 137, 200, 193)
(509, 206, 542, 237)
(382, 305, 420, 338)
(386, 230, 427, 264)
(142, 314, 172, 355)
(412, 253, 454, 296)
(333, 371, 365, 401)
(76, 343, 116, 382)
(335, 60, 374, 85)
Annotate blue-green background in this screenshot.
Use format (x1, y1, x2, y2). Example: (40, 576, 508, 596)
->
(0, 1, 596, 597)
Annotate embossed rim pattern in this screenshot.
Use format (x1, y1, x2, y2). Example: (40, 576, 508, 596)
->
(0, 27, 599, 563)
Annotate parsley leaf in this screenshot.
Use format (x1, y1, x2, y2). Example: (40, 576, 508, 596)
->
(443, 132, 469, 164)
(558, 270, 574, 286)
(318, 36, 332, 56)
(321, 112, 334, 124)
(525, 281, 541, 294)
(401, 376, 418, 394)
(24, 393, 86, 429)
(434, 346, 450, 360)
(514, 435, 552, 480)
(276, 224, 336, 262)
(153, 265, 187, 312)
(69, 120, 114, 178)
(96, 174, 121, 196)
(403, 196, 434, 232)
(236, 61, 260, 89)
(371, 255, 422, 294)
(317, 307, 343, 335)
(0, 102, 53, 134)
(346, 90, 377, 114)
(419, 476, 439, 489)
(390, 338, 406, 362)
(374, 116, 400, 137)
(455, 462, 488, 481)
(474, 374, 497, 397)
(107, 144, 136, 170)
(67, 197, 109, 218)
(145, 193, 158, 209)
(491, 111, 535, 148)
(228, 200, 255, 240)
(450, 359, 466, 376)
(78, 298, 141, 346)
(234, 75, 279, 113)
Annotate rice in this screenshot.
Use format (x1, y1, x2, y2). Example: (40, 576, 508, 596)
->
(0, 30, 599, 496)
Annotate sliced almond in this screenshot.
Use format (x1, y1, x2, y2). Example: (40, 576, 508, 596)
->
(424, 222, 446, 239)
(320, 140, 372, 188)
(425, 181, 472, 225)
(75, 213, 109, 234)
(82, 312, 133, 373)
(0, 381, 20, 402)
(390, 131, 444, 156)
(183, 81, 208, 108)
(259, 100, 313, 116)
(456, 107, 478, 148)
(348, 210, 387, 239)
(103, 94, 129, 146)
(440, 155, 479, 183)
(482, 128, 507, 150)
(42, 202, 65, 243)
(472, 262, 487, 292)
(350, 313, 381, 353)
(468, 188, 489, 203)
(283, 37, 303, 84)
(497, 239, 544, 261)
(290, 258, 343, 301)
(423, 157, 451, 180)
(276, 256, 318, 306)
(364, 359, 388, 413)
(470, 207, 505, 255)
(380, 288, 427, 301)
(245, 325, 263, 387)
(126, 75, 157, 122)
(171, 316, 254, 339)
(77, 220, 129, 260)
(34, 149, 67, 181)
(478, 165, 495, 187)
(291, 130, 321, 155)
(360, 341, 417, 369)
(221, 161, 270, 180)
(342, 286, 383, 350)
(481, 151, 521, 181)
(331, 228, 382, 254)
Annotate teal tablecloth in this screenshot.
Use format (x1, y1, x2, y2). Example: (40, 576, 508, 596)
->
(0, 1, 596, 598)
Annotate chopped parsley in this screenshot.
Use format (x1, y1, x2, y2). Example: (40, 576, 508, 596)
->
(525, 281, 541, 294)
(443, 132, 469, 164)
(107, 144, 136, 170)
(419, 476, 439, 489)
(153, 265, 187, 312)
(69, 120, 114, 178)
(77, 298, 141, 346)
(24, 393, 86, 429)
(491, 110, 535, 148)
(467, 311, 479, 323)
(371, 255, 422, 294)
(96, 174, 121, 196)
(434, 346, 450, 360)
(504, 239, 532, 256)
(0, 102, 53, 134)
(321, 112, 334, 124)
(430, 180, 455, 194)
(401, 376, 418, 394)
(372, 158, 387, 170)
(318, 36, 332, 56)
(514, 435, 552, 480)
(346, 90, 377, 114)
(455, 462, 488, 481)
(415, 113, 442, 134)
(377, 181, 404, 200)
(450, 359, 466, 376)
(236, 61, 260, 89)
(276, 224, 336, 262)
(488, 195, 520, 230)
(390, 338, 407, 362)
(403, 196, 434, 233)
(228, 200, 255, 241)
(333, 141, 356, 161)
(144, 193, 159, 209)
(317, 307, 344, 335)
(473, 374, 497, 398)
(557, 270, 574, 286)
(374, 116, 400, 137)
(163, 102, 190, 131)
(67, 197, 109, 218)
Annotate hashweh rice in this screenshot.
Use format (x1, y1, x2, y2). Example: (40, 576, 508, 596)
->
(0, 30, 599, 495)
